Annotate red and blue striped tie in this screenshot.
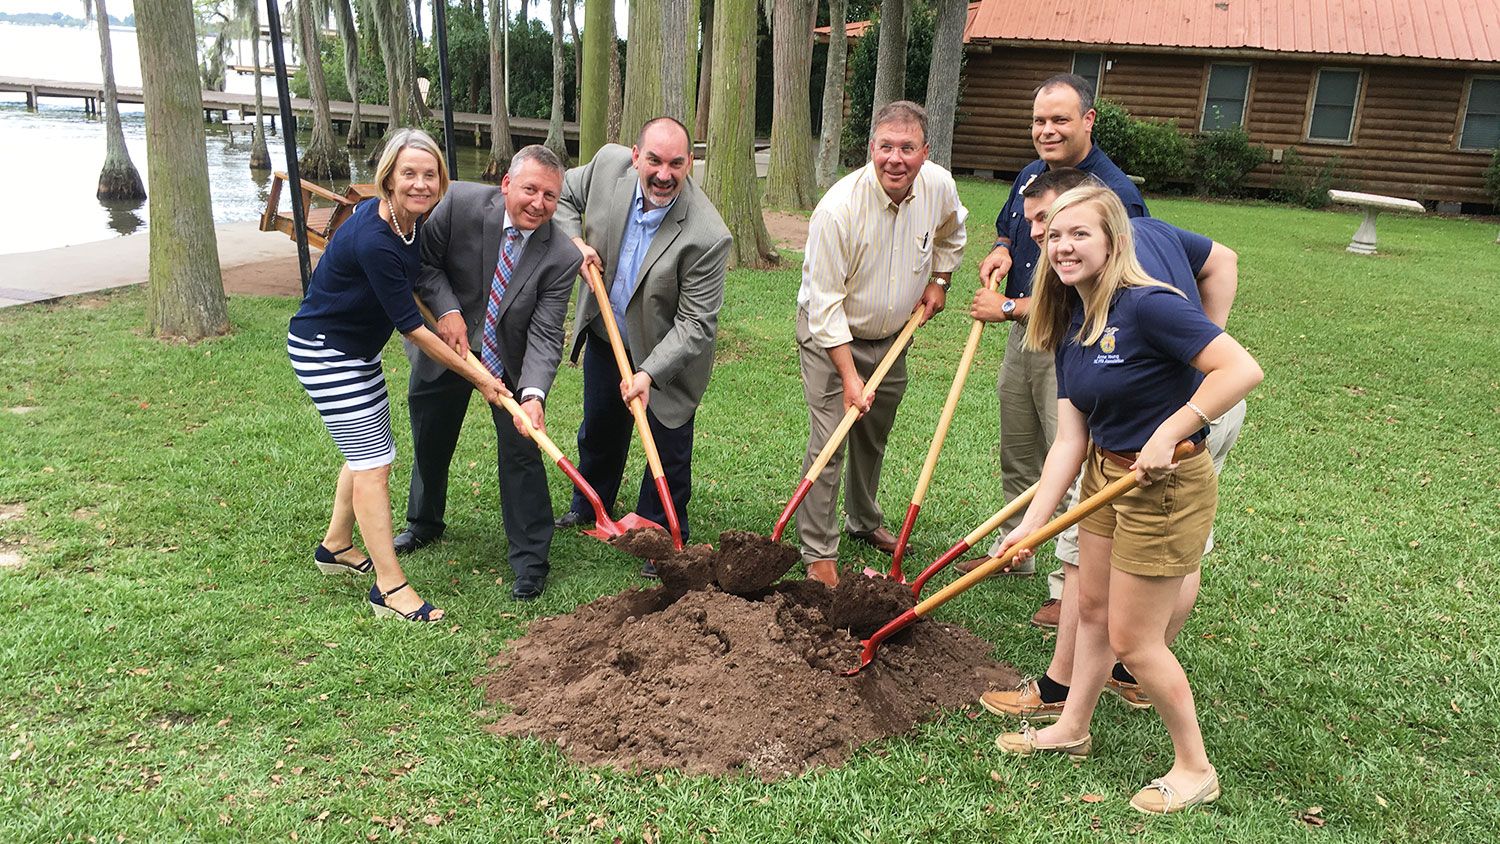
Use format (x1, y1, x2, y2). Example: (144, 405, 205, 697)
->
(481, 227, 521, 378)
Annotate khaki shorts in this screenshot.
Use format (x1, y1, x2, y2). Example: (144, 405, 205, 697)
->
(1078, 445, 1218, 577)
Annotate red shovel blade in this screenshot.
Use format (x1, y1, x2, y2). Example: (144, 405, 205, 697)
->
(581, 512, 667, 542)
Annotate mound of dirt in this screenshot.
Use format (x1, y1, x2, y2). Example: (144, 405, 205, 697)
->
(711, 530, 800, 595)
(656, 543, 715, 595)
(608, 526, 677, 560)
(479, 580, 1017, 780)
(828, 571, 918, 639)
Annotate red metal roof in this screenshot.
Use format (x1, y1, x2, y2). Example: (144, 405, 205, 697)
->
(965, 0, 1500, 64)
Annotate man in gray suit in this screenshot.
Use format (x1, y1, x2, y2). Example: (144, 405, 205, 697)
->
(551, 117, 731, 565)
(396, 144, 584, 601)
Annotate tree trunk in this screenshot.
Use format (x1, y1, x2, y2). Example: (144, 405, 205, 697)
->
(568, 0, 581, 123)
(579, 0, 612, 160)
(620, 0, 697, 139)
(606, 22, 622, 143)
(871, 0, 906, 115)
(703, 0, 776, 269)
(135, 0, 228, 340)
(924, 0, 964, 167)
(815, 0, 847, 189)
(333, 0, 364, 148)
(481, 0, 515, 180)
(93, 0, 145, 200)
(543, 0, 568, 160)
(412, 0, 423, 42)
(295, 0, 350, 179)
(764, 0, 815, 209)
(694, 0, 713, 142)
(246, 0, 271, 168)
(367, 0, 425, 164)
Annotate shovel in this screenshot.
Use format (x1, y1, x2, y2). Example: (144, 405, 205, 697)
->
(878, 270, 1003, 582)
(908, 481, 1038, 598)
(579, 263, 684, 551)
(771, 308, 925, 543)
(411, 296, 657, 543)
(846, 441, 1197, 675)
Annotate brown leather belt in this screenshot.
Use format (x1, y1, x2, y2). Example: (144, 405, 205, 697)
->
(1099, 441, 1205, 471)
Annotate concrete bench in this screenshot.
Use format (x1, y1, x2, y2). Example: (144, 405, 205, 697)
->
(1328, 189, 1425, 255)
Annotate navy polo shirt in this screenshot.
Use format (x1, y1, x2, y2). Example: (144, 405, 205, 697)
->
(995, 146, 1149, 299)
(1131, 218, 1212, 306)
(289, 199, 425, 359)
(1055, 286, 1223, 452)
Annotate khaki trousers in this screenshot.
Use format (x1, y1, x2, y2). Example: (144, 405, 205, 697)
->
(998, 321, 1064, 536)
(796, 309, 909, 564)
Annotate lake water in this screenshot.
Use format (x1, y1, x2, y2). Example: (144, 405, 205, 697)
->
(0, 21, 494, 255)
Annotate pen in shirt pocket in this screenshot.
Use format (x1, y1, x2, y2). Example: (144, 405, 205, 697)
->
(919, 231, 931, 251)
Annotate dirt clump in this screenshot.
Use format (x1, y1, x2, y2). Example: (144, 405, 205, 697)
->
(828, 571, 918, 638)
(711, 530, 799, 595)
(656, 543, 716, 594)
(608, 526, 677, 560)
(480, 579, 1017, 780)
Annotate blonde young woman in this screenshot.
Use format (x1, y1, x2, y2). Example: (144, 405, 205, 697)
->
(288, 128, 507, 623)
(992, 185, 1262, 814)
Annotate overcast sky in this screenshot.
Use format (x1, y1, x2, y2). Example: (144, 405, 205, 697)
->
(0, 0, 630, 30)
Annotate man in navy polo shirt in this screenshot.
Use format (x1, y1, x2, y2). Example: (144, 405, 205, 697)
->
(956, 74, 1148, 604)
(975, 167, 1248, 723)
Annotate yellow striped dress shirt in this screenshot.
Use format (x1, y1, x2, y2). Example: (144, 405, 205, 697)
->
(798, 160, 968, 348)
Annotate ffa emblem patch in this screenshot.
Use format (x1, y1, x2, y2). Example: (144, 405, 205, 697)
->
(1100, 327, 1118, 354)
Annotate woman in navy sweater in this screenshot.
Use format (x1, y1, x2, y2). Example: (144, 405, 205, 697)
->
(289, 128, 506, 623)
(992, 185, 1263, 813)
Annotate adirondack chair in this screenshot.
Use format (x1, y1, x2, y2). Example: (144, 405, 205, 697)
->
(259, 173, 378, 249)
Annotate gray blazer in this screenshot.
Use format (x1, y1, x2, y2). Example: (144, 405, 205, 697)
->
(408, 181, 583, 396)
(554, 144, 732, 428)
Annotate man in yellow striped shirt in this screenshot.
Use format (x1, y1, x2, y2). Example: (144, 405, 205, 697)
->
(795, 100, 969, 587)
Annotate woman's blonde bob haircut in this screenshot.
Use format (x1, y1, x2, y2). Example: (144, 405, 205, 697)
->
(1023, 185, 1183, 353)
(373, 127, 450, 207)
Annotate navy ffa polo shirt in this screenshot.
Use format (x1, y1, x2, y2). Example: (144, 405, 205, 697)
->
(995, 146, 1149, 299)
(289, 199, 425, 359)
(1054, 286, 1223, 452)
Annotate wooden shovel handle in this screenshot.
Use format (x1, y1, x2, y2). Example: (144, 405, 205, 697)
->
(582, 263, 667, 479)
(411, 295, 567, 464)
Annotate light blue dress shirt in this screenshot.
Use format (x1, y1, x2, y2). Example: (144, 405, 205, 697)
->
(609, 181, 674, 346)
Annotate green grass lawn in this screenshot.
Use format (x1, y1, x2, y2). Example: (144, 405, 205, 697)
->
(2, 181, 1498, 842)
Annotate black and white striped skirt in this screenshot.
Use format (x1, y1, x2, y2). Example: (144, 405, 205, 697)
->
(288, 332, 396, 470)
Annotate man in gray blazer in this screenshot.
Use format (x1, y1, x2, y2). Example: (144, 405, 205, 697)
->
(396, 145, 584, 601)
(551, 117, 732, 562)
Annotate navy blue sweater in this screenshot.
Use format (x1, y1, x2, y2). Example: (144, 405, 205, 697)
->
(289, 199, 425, 359)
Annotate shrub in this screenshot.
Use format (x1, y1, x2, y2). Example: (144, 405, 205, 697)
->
(1127, 117, 1188, 190)
(1485, 147, 1500, 209)
(1090, 98, 1132, 167)
(1271, 148, 1347, 208)
(1190, 125, 1268, 197)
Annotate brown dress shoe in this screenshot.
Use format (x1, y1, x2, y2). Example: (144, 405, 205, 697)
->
(806, 559, 839, 587)
(846, 526, 899, 555)
(1030, 598, 1061, 629)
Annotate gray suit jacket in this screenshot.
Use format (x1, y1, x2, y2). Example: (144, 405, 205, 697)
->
(554, 144, 732, 428)
(408, 181, 583, 396)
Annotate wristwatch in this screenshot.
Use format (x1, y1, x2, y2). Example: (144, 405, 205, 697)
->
(931, 276, 950, 290)
(1001, 298, 1018, 320)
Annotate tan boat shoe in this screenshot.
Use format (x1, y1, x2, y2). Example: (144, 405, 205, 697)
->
(994, 722, 1091, 759)
(979, 678, 1064, 722)
(1105, 675, 1153, 710)
(1129, 771, 1221, 814)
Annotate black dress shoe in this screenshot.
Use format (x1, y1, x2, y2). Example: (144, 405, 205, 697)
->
(392, 529, 440, 555)
(511, 577, 545, 602)
(554, 510, 593, 529)
(640, 560, 659, 579)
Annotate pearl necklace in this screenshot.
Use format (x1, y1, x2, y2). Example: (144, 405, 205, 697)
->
(387, 198, 417, 246)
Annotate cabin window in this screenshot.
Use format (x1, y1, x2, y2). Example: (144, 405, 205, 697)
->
(1072, 53, 1103, 99)
(1459, 77, 1500, 151)
(1202, 64, 1251, 130)
(1308, 68, 1362, 143)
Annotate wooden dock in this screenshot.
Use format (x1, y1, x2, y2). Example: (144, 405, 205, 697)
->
(0, 75, 577, 147)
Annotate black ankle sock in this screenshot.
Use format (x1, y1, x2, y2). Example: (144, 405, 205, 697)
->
(1037, 673, 1069, 703)
(1112, 662, 1137, 685)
